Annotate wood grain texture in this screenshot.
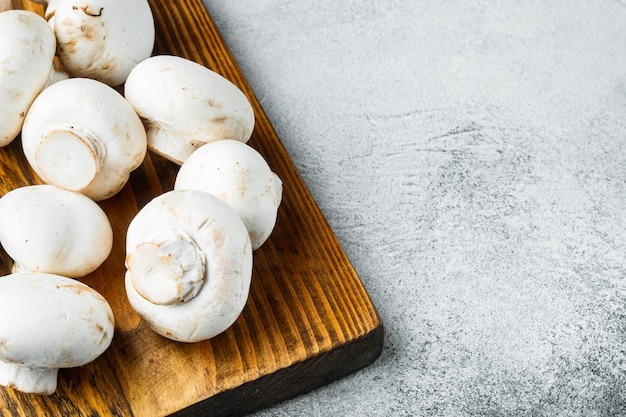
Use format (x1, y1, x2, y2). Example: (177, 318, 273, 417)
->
(0, 1, 383, 416)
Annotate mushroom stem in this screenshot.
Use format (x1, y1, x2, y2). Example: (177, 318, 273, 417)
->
(126, 232, 206, 306)
(34, 123, 105, 192)
(0, 360, 58, 395)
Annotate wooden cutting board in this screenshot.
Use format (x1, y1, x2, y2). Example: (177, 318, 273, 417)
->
(0, 1, 384, 416)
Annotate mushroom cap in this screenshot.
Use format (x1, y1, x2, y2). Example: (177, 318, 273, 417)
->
(0, 185, 113, 278)
(124, 55, 255, 165)
(53, 0, 155, 86)
(0, 272, 114, 390)
(21, 77, 147, 201)
(125, 189, 253, 342)
(0, 10, 56, 146)
(175, 140, 283, 250)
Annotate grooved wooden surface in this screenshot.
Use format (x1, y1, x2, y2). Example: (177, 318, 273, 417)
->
(0, 1, 383, 416)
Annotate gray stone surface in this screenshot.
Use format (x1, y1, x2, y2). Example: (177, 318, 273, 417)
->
(202, 1, 626, 416)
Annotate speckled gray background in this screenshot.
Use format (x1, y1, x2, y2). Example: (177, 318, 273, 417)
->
(202, 1, 626, 416)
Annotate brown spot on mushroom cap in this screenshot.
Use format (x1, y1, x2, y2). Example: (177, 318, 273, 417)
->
(94, 324, 110, 347)
(81, 6, 104, 17)
(106, 307, 115, 329)
(55, 282, 90, 296)
(206, 99, 223, 109)
(16, 12, 34, 25)
(71, 5, 104, 17)
(58, 37, 77, 54)
(211, 228, 226, 250)
(78, 23, 98, 41)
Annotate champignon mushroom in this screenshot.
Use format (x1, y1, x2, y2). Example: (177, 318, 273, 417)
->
(125, 189, 253, 343)
(174, 140, 283, 250)
(0, 9, 56, 146)
(0, 272, 114, 395)
(49, 0, 154, 86)
(0, 185, 113, 278)
(21, 77, 147, 201)
(124, 55, 255, 165)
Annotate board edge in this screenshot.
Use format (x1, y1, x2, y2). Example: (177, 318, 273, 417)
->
(171, 322, 385, 417)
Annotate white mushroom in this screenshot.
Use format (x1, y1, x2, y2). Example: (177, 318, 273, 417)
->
(124, 55, 255, 165)
(0, 272, 114, 395)
(52, 0, 155, 86)
(21, 77, 147, 201)
(175, 140, 283, 250)
(0, 185, 113, 278)
(125, 189, 253, 343)
(0, 9, 56, 146)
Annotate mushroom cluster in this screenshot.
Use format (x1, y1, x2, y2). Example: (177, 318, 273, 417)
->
(0, 0, 284, 396)
(0, 4, 151, 200)
(0, 6, 131, 396)
(121, 144, 282, 342)
(122, 58, 283, 343)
